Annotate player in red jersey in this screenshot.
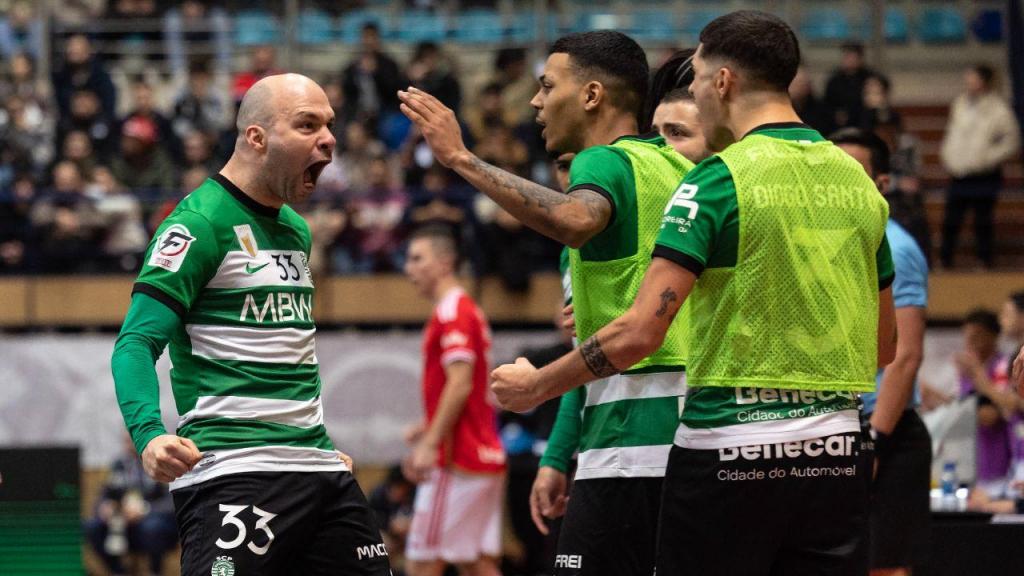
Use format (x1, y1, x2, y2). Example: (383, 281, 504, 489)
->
(403, 225, 506, 576)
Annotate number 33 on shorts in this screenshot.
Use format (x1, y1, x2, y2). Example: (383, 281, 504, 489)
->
(216, 503, 278, 556)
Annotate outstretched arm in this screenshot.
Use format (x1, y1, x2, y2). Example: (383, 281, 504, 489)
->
(492, 258, 695, 412)
(398, 87, 611, 248)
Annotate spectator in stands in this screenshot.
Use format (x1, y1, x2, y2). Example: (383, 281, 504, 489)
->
(1002, 292, 1024, 361)
(466, 82, 515, 143)
(341, 23, 403, 126)
(171, 61, 232, 144)
(404, 164, 474, 240)
(474, 120, 529, 176)
(30, 160, 106, 273)
(789, 66, 831, 135)
(149, 165, 208, 233)
(109, 115, 177, 201)
(232, 45, 281, 103)
(57, 89, 116, 163)
(490, 47, 537, 127)
(0, 174, 36, 273)
(181, 130, 219, 176)
(824, 42, 875, 131)
(348, 156, 408, 273)
(1, 93, 53, 174)
(954, 309, 1014, 496)
(0, 52, 51, 113)
(407, 42, 462, 115)
(163, 0, 232, 81)
(60, 129, 98, 181)
(83, 433, 177, 576)
(0, 1, 43, 60)
(103, 0, 164, 65)
(939, 64, 1021, 269)
(90, 165, 148, 272)
(120, 79, 180, 160)
(52, 34, 117, 124)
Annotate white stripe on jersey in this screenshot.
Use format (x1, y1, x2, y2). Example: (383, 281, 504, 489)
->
(436, 287, 463, 322)
(207, 249, 313, 290)
(177, 395, 324, 429)
(575, 444, 671, 480)
(169, 445, 347, 490)
(674, 409, 860, 450)
(584, 371, 687, 407)
(186, 324, 318, 364)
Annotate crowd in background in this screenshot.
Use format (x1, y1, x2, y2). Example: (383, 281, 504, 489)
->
(0, 3, 1020, 283)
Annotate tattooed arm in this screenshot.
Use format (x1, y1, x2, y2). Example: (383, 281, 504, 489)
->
(398, 87, 610, 247)
(492, 258, 697, 412)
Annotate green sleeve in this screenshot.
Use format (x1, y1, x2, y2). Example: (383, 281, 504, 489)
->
(134, 209, 220, 314)
(876, 232, 895, 290)
(539, 386, 584, 473)
(568, 145, 637, 261)
(653, 156, 738, 275)
(111, 293, 182, 454)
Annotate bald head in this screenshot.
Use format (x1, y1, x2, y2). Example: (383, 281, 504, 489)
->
(235, 73, 325, 133)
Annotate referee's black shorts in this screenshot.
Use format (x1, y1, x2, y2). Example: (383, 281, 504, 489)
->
(173, 470, 392, 576)
(554, 476, 663, 576)
(868, 409, 932, 569)
(655, 433, 869, 576)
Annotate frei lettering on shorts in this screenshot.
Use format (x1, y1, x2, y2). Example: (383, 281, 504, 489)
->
(555, 554, 583, 569)
(718, 435, 856, 462)
(356, 543, 389, 560)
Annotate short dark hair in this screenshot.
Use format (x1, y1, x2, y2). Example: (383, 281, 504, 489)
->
(642, 48, 696, 131)
(965, 308, 1000, 335)
(409, 224, 462, 268)
(495, 47, 526, 71)
(550, 30, 650, 121)
(1009, 291, 1024, 313)
(829, 127, 891, 176)
(699, 10, 800, 92)
(841, 42, 865, 56)
(971, 64, 995, 87)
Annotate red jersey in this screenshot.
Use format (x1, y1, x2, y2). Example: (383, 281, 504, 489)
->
(421, 288, 506, 474)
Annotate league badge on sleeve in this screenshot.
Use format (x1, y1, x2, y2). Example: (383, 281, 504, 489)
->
(149, 224, 195, 272)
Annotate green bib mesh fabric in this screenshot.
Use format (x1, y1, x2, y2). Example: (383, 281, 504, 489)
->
(687, 135, 889, 392)
(570, 138, 694, 371)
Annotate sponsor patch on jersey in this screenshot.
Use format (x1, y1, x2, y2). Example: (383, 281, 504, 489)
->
(148, 224, 195, 272)
(441, 330, 468, 349)
(233, 224, 259, 258)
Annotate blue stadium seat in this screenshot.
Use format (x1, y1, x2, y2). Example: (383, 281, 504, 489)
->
(971, 9, 1003, 43)
(395, 11, 448, 43)
(234, 10, 281, 46)
(681, 9, 725, 38)
(297, 9, 335, 45)
(918, 7, 966, 44)
(338, 10, 386, 44)
(800, 8, 851, 43)
(508, 12, 561, 43)
(630, 11, 678, 42)
(884, 7, 910, 43)
(453, 9, 504, 44)
(574, 12, 628, 34)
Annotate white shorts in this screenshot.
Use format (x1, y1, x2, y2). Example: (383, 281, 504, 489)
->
(406, 468, 504, 563)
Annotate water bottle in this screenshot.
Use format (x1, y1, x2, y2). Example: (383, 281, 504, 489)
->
(940, 461, 957, 511)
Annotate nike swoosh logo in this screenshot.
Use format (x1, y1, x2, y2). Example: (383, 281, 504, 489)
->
(245, 262, 269, 274)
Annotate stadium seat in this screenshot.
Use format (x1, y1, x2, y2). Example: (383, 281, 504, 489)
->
(574, 12, 628, 34)
(800, 8, 852, 43)
(338, 10, 386, 44)
(918, 7, 967, 44)
(885, 7, 910, 43)
(395, 11, 448, 43)
(508, 12, 561, 43)
(630, 10, 678, 42)
(971, 9, 1003, 43)
(234, 10, 281, 46)
(452, 9, 505, 44)
(681, 9, 725, 38)
(297, 9, 335, 46)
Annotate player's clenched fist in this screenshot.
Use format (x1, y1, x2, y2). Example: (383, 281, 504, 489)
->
(397, 87, 469, 168)
(491, 356, 543, 413)
(142, 434, 202, 483)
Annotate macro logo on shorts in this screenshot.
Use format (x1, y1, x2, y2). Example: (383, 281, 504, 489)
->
(149, 224, 195, 272)
(210, 556, 235, 576)
(356, 543, 389, 560)
(555, 554, 583, 569)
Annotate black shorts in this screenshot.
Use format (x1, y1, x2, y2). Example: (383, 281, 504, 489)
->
(656, 434, 869, 576)
(172, 471, 391, 576)
(554, 477, 663, 576)
(869, 410, 932, 569)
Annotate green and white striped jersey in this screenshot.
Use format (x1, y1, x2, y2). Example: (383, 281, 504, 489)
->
(133, 175, 344, 489)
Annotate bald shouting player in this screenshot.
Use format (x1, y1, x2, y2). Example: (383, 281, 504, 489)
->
(111, 74, 392, 575)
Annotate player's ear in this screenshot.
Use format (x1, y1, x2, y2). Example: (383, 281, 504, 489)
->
(582, 80, 603, 111)
(715, 67, 733, 99)
(245, 125, 267, 152)
(875, 173, 891, 195)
